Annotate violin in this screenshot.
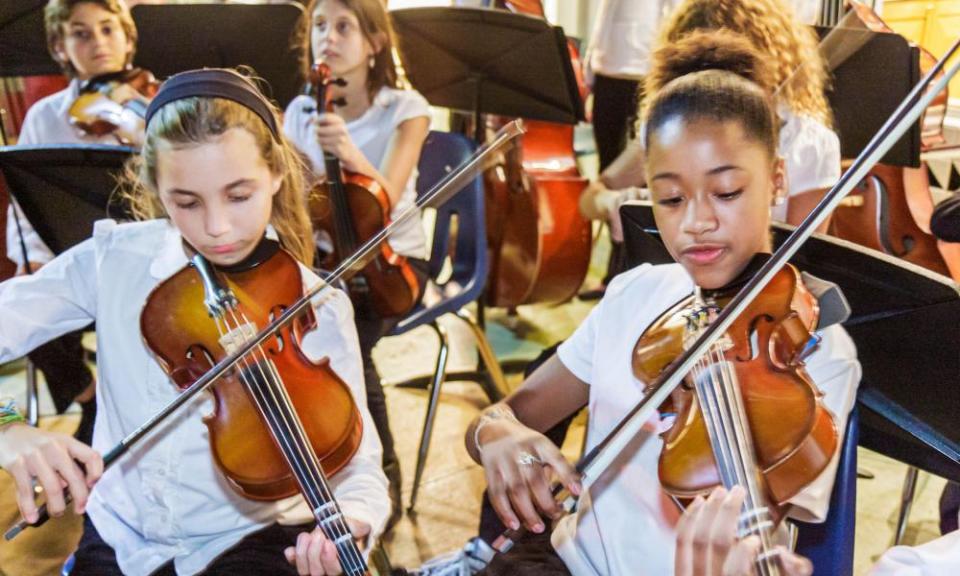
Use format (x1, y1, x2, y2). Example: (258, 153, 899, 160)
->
(826, 3, 960, 281)
(308, 62, 421, 318)
(633, 262, 838, 572)
(483, 0, 593, 308)
(68, 67, 158, 146)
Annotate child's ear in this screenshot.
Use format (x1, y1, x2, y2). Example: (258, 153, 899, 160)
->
(271, 172, 283, 197)
(53, 39, 68, 67)
(771, 157, 787, 206)
(369, 32, 387, 56)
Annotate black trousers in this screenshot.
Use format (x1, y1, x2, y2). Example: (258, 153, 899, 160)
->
(27, 328, 94, 414)
(591, 74, 645, 284)
(71, 515, 315, 576)
(353, 258, 430, 470)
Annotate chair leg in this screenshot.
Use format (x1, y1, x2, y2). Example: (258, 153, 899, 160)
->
(894, 466, 920, 545)
(455, 308, 506, 403)
(408, 321, 450, 512)
(25, 358, 39, 427)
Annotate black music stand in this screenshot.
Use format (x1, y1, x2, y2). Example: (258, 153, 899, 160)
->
(131, 2, 306, 109)
(619, 200, 960, 483)
(0, 145, 134, 257)
(815, 25, 921, 167)
(390, 7, 584, 127)
(0, 1, 62, 77)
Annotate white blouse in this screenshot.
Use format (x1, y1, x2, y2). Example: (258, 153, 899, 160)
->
(0, 219, 389, 576)
(283, 87, 430, 259)
(5, 79, 122, 268)
(550, 262, 861, 575)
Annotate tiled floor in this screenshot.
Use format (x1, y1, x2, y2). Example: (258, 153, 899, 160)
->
(0, 239, 952, 575)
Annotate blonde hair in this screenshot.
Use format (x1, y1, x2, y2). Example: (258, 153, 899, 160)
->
(120, 96, 315, 266)
(302, 0, 400, 101)
(659, 0, 832, 126)
(45, 0, 138, 78)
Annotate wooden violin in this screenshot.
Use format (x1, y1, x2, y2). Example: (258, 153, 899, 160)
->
(483, 0, 593, 308)
(308, 62, 420, 318)
(633, 262, 837, 573)
(68, 67, 158, 146)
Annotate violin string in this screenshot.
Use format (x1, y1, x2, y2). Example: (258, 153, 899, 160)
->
(217, 306, 365, 574)
(228, 306, 367, 574)
(220, 306, 363, 572)
(222, 309, 365, 575)
(714, 346, 777, 575)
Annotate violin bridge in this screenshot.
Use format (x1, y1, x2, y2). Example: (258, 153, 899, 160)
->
(219, 322, 258, 354)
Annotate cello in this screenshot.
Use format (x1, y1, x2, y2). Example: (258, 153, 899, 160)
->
(483, 0, 593, 308)
(826, 1, 960, 281)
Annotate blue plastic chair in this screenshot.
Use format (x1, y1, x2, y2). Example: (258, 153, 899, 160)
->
(390, 130, 506, 511)
(794, 407, 859, 575)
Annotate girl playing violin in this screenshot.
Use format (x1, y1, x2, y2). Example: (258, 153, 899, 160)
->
(0, 68, 388, 576)
(466, 32, 859, 576)
(284, 0, 431, 528)
(581, 0, 839, 244)
(5, 0, 149, 446)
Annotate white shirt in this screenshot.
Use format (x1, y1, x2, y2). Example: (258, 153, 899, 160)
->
(5, 80, 125, 267)
(0, 219, 389, 576)
(870, 530, 960, 575)
(550, 262, 861, 575)
(283, 87, 430, 259)
(772, 107, 842, 222)
(584, 0, 680, 82)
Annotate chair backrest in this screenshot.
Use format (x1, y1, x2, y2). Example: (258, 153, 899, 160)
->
(415, 130, 487, 301)
(795, 407, 859, 574)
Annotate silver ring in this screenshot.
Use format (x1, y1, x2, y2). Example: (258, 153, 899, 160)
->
(517, 452, 543, 466)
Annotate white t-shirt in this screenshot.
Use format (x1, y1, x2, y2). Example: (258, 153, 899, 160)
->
(0, 219, 389, 576)
(585, 0, 680, 82)
(772, 107, 842, 222)
(283, 87, 430, 259)
(5, 80, 123, 267)
(870, 530, 960, 575)
(550, 263, 861, 575)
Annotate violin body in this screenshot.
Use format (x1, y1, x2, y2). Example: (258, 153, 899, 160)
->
(140, 245, 363, 500)
(484, 1, 592, 308)
(310, 172, 421, 317)
(68, 68, 158, 145)
(633, 265, 838, 505)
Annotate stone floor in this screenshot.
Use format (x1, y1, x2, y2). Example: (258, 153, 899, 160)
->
(0, 237, 951, 575)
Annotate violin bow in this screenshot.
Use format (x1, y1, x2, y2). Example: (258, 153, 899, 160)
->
(495, 37, 960, 552)
(5, 120, 525, 541)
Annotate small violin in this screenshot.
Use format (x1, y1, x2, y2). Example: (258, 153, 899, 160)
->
(308, 62, 420, 318)
(68, 67, 158, 146)
(633, 260, 837, 574)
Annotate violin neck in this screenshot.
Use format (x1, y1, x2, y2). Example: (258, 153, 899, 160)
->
(692, 359, 782, 576)
(322, 152, 360, 256)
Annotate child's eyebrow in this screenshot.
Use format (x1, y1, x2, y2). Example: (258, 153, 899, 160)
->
(706, 165, 744, 176)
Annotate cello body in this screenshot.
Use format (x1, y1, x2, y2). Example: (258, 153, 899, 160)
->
(484, 0, 592, 308)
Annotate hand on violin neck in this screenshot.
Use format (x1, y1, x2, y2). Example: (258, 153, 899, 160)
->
(312, 113, 364, 172)
(674, 486, 812, 576)
(473, 407, 581, 534)
(285, 518, 371, 575)
(0, 424, 103, 525)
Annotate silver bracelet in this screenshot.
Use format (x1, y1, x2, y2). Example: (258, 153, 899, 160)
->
(473, 404, 518, 455)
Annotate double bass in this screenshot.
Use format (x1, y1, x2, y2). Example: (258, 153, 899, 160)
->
(483, 0, 593, 308)
(826, 2, 960, 281)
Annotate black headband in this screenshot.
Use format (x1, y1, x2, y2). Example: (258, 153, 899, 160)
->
(144, 68, 279, 139)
